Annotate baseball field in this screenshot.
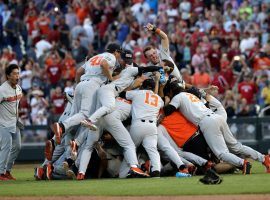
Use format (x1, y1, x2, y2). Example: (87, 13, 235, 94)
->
(0, 161, 270, 200)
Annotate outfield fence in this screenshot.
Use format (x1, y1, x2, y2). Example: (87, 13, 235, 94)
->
(17, 117, 270, 161)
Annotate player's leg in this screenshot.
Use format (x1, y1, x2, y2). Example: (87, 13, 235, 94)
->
(157, 126, 185, 169)
(221, 118, 264, 162)
(63, 80, 99, 130)
(87, 85, 116, 125)
(199, 115, 250, 173)
(159, 125, 207, 167)
(142, 132, 161, 177)
(103, 114, 138, 168)
(0, 128, 12, 180)
(5, 129, 21, 180)
(77, 129, 101, 180)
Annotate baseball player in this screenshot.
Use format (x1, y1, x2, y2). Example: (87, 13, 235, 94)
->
(81, 52, 163, 131)
(143, 23, 183, 83)
(76, 95, 149, 180)
(51, 43, 122, 144)
(163, 82, 266, 174)
(124, 77, 164, 177)
(0, 64, 22, 181)
(205, 93, 270, 173)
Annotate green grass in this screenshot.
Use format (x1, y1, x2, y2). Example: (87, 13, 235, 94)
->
(0, 162, 270, 196)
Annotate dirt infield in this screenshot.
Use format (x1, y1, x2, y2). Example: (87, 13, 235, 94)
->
(2, 195, 270, 200)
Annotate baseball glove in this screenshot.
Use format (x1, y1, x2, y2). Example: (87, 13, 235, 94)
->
(199, 169, 223, 185)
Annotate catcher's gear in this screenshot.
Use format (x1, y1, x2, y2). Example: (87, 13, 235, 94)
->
(199, 169, 222, 184)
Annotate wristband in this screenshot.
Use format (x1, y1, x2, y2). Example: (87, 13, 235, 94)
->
(155, 28, 161, 34)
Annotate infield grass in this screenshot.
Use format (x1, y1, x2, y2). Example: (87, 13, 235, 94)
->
(0, 162, 270, 196)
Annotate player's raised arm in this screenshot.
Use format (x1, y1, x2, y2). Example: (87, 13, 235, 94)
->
(145, 23, 169, 51)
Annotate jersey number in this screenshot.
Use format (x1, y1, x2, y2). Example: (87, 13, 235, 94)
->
(89, 56, 102, 66)
(144, 92, 158, 107)
(186, 93, 200, 103)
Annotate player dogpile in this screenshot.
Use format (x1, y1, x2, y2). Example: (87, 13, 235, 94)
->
(21, 23, 270, 182)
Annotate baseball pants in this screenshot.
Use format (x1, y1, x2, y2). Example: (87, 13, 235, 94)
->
(101, 110, 138, 167)
(0, 127, 21, 174)
(89, 84, 117, 123)
(130, 120, 161, 172)
(199, 114, 244, 167)
(219, 117, 264, 162)
(62, 79, 100, 131)
(158, 125, 208, 166)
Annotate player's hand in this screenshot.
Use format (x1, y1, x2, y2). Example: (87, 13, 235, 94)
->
(144, 23, 155, 32)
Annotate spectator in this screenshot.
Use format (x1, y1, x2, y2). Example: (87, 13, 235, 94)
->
(50, 86, 66, 122)
(45, 51, 62, 88)
(71, 38, 88, 64)
(62, 51, 76, 81)
(20, 60, 33, 92)
(30, 89, 48, 124)
(238, 74, 258, 105)
(222, 90, 237, 118)
(192, 64, 211, 88)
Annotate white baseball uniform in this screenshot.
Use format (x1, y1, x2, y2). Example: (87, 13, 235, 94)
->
(207, 95, 265, 163)
(0, 81, 22, 175)
(62, 52, 116, 132)
(77, 97, 137, 175)
(88, 66, 139, 123)
(126, 90, 164, 173)
(169, 92, 246, 167)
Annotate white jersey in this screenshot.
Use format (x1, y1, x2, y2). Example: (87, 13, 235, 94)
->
(126, 90, 164, 122)
(207, 95, 227, 121)
(81, 52, 116, 83)
(115, 97, 132, 121)
(112, 67, 139, 93)
(0, 81, 22, 131)
(159, 45, 182, 81)
(169, 92, 212, 126)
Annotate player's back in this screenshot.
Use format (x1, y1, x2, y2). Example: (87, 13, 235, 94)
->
(170, 92, 212, 126)
(127, 90, 164, 122)
(81, 52, 116, 83)
(112, 67, 138, 93)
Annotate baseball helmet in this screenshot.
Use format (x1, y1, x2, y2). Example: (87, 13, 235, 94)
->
(121, 49, 133, 64)
(106, 43, 123, 53)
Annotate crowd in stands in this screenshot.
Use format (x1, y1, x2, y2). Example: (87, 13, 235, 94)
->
(0, 0, 270, 129)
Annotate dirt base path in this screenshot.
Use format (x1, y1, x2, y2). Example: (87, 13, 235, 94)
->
(2, 195, 270, 200)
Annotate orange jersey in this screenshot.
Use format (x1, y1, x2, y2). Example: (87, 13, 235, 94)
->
(161, 111, 197, 147)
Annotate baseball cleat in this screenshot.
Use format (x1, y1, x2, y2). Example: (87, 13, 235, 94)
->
(128, 167, 150, 178)
(176, 171, 192, 178)
(34, 167, 44, 180)
(81, 119, 97, 131)
(50, 123, 63, 144)
(0, 174, 9, 181)
(70, 140, 78, 160)
(45, 140, 54, 161)
(76, 172, 85, 180)
(263, 155, 270, 173)
(242, 160, 252, 175)
(46, 163, 53, 180)
(4, 171, 16, 180)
